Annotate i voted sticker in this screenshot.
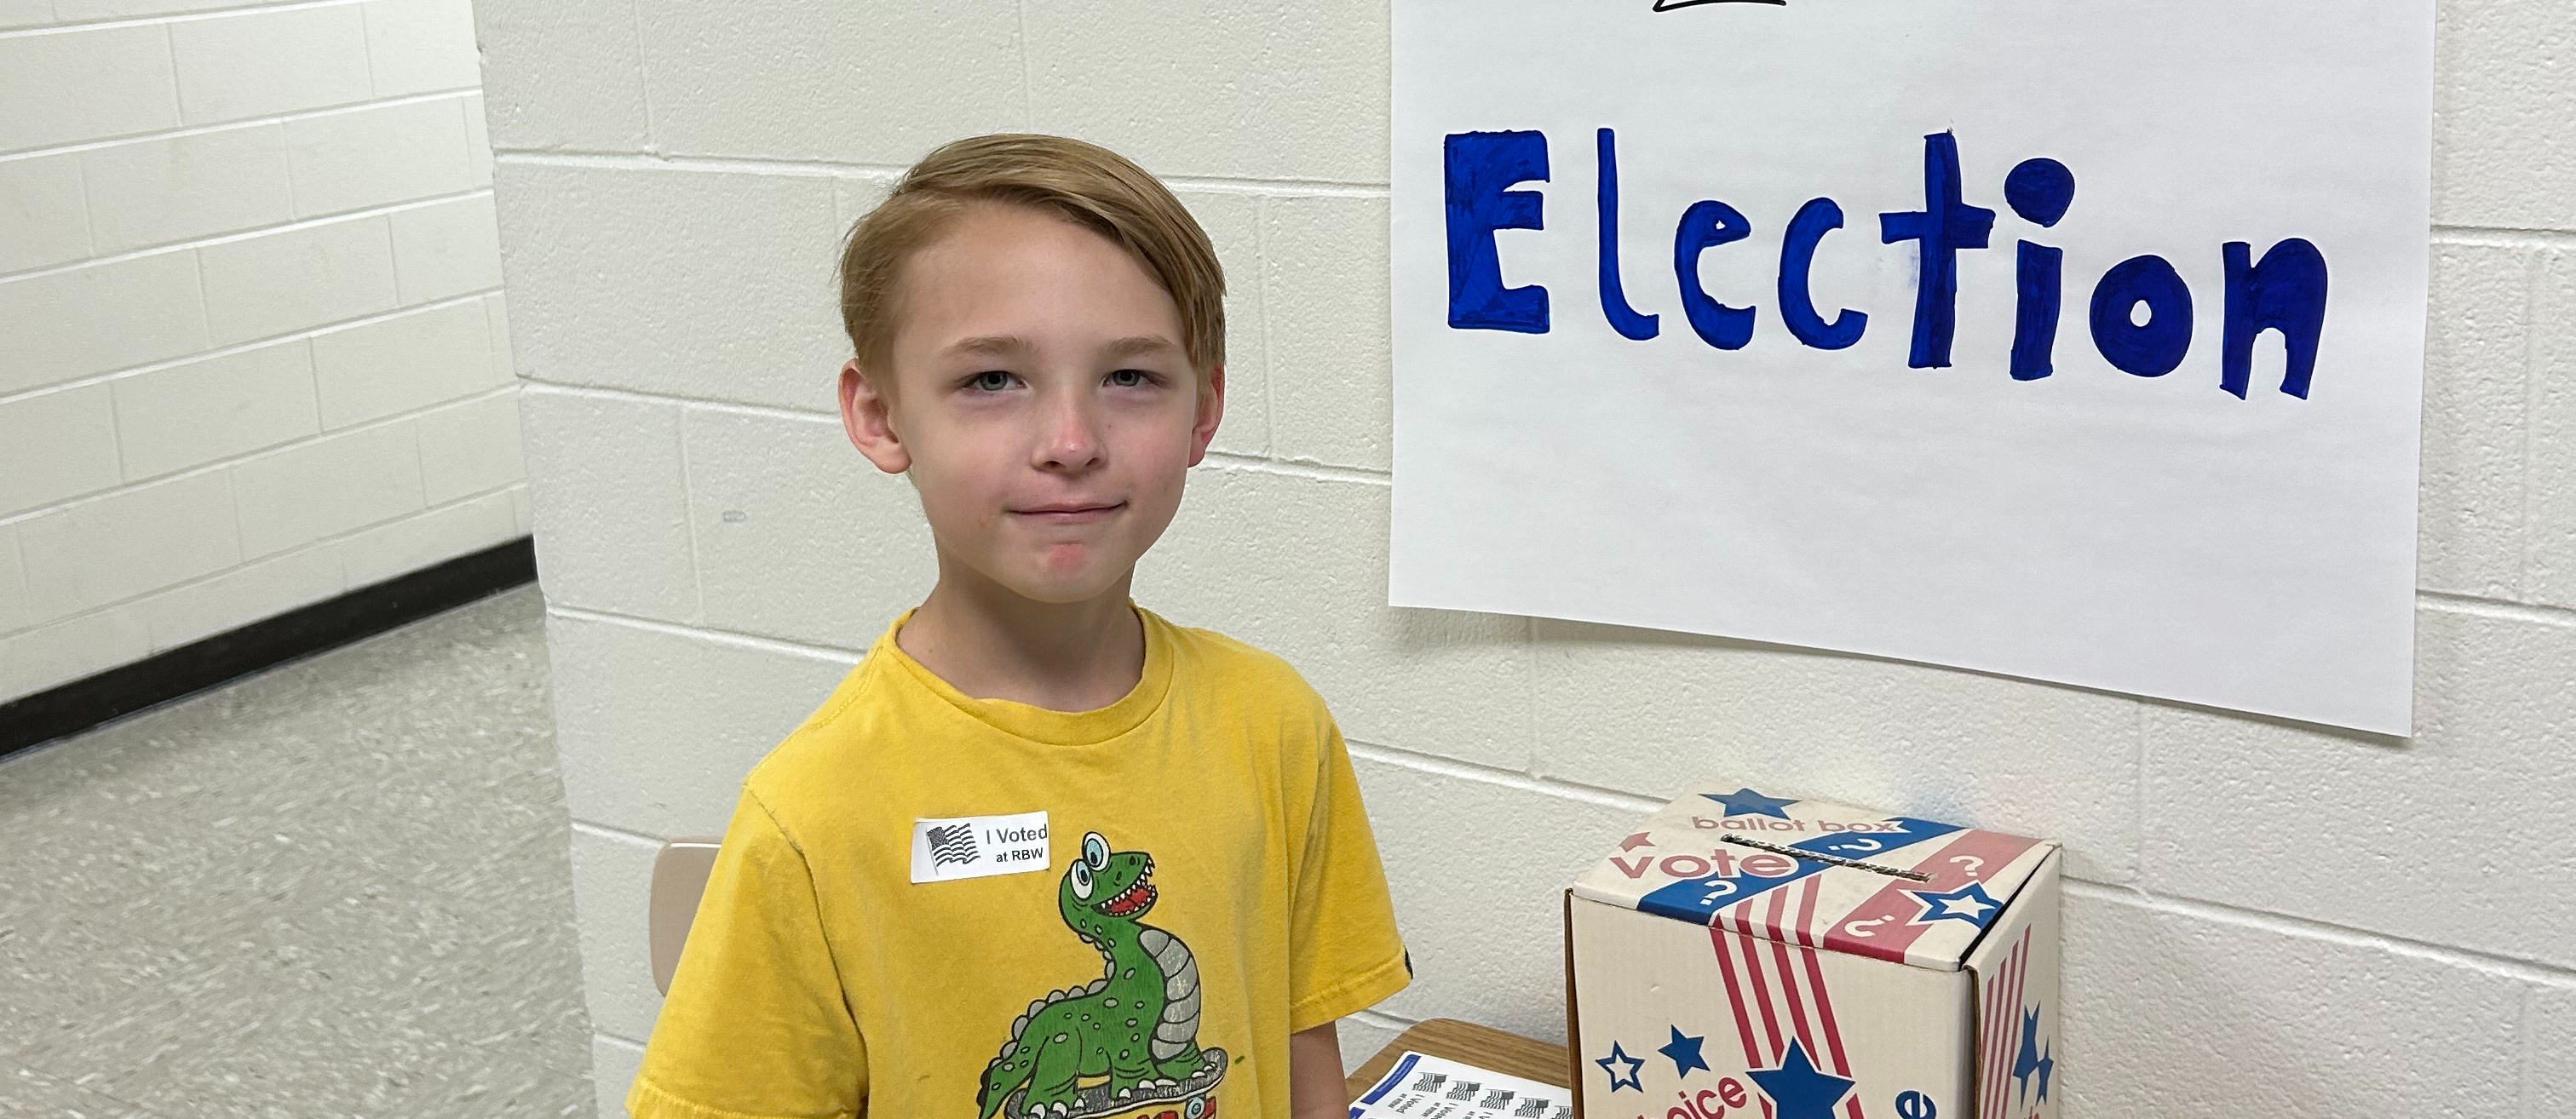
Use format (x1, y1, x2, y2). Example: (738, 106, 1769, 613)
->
(910, 811, 1050, 884)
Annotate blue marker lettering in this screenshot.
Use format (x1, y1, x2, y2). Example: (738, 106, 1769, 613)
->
(1444, 130, 1551, 333)
(2090, 255, 2194, 377)
(1596, 128, 1660, 341)
(1778, 197, 1867, 351)
(1674, 199, 1757, 350)
(1879, 132, 1996, 369)
(2221, 238, 2328, 399)
(2003, 158, 2076, 382)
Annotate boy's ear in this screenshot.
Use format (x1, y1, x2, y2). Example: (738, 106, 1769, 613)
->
(839, 359, 912, 474)
(1187, 366, 1226, 468)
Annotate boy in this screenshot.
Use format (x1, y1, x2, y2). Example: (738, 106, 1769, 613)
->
(624, 134, 1412, 1119)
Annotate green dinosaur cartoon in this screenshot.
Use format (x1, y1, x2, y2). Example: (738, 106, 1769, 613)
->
(975, 831, 1225, 1119)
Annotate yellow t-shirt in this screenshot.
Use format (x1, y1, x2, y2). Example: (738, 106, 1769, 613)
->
(628, 606, 1412, 1119)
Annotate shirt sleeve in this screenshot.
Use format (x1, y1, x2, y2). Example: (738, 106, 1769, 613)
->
(628, 786, 868, 1119)
(1285, 716, 1413, 1034)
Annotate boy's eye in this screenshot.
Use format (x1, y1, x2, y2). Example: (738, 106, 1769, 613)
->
(1105, 369, 1150, 388)
(968, 370, 1015, 392)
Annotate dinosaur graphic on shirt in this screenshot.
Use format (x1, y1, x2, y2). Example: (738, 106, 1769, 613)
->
(975, 831, 1227, 1119)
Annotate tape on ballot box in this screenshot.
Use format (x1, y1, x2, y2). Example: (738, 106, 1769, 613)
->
(1566, 785, 2061, 1119)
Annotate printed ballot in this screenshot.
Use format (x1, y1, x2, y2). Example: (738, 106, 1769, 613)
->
(1349, 1052, 1574, 1119)
(1566, 785, 2061, 1119)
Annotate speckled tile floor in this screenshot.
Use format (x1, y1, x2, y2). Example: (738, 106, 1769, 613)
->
(0, 586, 594, 1119)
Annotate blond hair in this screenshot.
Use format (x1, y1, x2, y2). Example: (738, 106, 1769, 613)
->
(838, 134, 1224, 385)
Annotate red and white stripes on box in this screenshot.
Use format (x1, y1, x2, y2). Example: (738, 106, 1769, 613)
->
(1978, 927, 2033, 1119)
(1706, 877, 1866, 1119)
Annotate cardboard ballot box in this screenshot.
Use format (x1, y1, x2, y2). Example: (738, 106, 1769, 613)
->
(1566, 786, 2061, 1119)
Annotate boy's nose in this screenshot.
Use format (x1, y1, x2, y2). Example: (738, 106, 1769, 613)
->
(1035, 393, 1106, 471)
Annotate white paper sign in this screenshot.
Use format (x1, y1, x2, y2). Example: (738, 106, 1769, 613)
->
(1389, 0, 2431, 734)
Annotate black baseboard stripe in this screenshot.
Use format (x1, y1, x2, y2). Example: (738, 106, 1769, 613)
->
(0, 537, 538, 760)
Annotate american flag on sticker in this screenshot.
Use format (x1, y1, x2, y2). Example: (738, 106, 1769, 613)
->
(926, 823, 978, 869)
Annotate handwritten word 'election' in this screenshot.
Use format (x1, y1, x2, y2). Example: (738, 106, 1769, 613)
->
(1443, 129, 2329, 399)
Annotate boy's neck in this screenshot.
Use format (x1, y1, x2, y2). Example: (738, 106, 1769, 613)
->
(895, 561, 1147, 714)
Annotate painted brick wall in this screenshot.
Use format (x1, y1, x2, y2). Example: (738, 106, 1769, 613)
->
(0, 0, 525, 703)
(473, 3, 2576, 1116)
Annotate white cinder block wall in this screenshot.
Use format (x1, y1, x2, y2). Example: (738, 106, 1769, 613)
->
(0, 0, 526, 703)
(476, 3, 2576, 1116)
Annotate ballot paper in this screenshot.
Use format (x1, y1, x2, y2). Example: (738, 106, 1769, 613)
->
(1348, 1051, 1574, 1119)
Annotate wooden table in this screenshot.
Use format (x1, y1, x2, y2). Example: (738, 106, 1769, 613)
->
(1344, 1019, 1571, 1103)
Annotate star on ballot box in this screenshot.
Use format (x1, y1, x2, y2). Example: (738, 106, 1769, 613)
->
(1565, 785, 2061, 1119)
